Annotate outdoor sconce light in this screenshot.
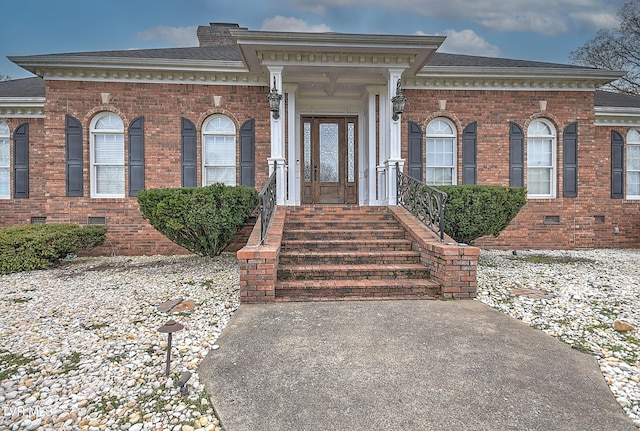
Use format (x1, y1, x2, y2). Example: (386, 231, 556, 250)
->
(158, 319, 184, 377)
(267, 77, 282, 119)
(391, 79, 407, 121)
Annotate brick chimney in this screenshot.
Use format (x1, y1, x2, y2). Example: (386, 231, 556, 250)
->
(197, 23, 246, 47)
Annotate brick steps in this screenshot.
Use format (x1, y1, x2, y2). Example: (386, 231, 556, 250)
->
(275, 279, 441, 301)
(275, 206, 440, 301)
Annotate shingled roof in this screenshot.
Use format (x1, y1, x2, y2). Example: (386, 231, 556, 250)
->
(0, 77, 45, 97)
(595, 90, 640, 108)
(426, 52, 586, 70)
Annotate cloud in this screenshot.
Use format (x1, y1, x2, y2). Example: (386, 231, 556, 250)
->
(434, 29, 501, 57)
(261, 16, 333, 32)
(136, 25, 199, 47)
(288, 0, 617, 35)
(569, 10, 619, 31)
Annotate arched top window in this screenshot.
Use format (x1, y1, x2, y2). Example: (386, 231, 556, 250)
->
(527, 119, 557, 198)
(202, 115, 236, 186)
(90, 112, 125, 198)
(426, 118, 457, 186)
(92, 113, 124, 131)
(627, 128, 640, 199)
(0, 121, 9, 199)
(427, 118, 455, 136)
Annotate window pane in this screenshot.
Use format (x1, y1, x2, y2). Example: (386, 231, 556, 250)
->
(94, 134, 124, 163)
(528, 168, 551, 195)
(348, 122, 355, 183)
(0, 139, 9, 167)
(95, 114, 123, 131)
(528, 120, 553, 136)
(304, 122, 311, 182)
(0, 122, 9, 137)
(204, 136, 235, 165)
(427, 138, 454, 166)
(205, 167, 235, 186)
(427, 119, 454, 135)
(427, 167, 453, 186)
(0, 168, 9, 198)
(319, 123, 339, 182)
(204, 116, 235, 134)
(627, 171, 640, 196)
(628, 144, 640, 171)
(95, 166, 124, 194)
(528, 139, 552, 167)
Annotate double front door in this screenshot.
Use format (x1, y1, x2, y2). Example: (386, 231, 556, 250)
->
(301, 116, 358, 204)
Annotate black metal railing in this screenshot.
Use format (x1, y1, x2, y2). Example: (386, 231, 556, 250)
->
(396, 162, 447, 241)
(259, 161, 277, 245)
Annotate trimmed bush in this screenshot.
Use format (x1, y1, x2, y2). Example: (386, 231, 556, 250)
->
(0, 224, 107, 274)
(137, 184, 259, 257)
(438, 185, 527, 245)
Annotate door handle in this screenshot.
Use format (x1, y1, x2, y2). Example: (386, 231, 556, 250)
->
(314, 164, 317, 181)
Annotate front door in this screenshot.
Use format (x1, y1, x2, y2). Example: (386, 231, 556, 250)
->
(301, 116, 357, 204)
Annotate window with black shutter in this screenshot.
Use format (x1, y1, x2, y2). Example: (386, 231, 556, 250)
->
(13, 123, 29, 198)
(611, 130, 624, 199)
(509, 122, 524, 188)
(181, 118, 197, 188)
(462, 122, 477, 185)
(66, 115, 83, 197)
(563, 122, 578, 197)
(128, 117, 145, 196)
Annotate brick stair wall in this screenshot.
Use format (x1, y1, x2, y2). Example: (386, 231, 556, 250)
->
(275, 206, 441, 301)
(237, 205, 479, 303)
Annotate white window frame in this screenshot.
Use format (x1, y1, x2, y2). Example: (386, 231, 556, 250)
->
(0, 121, 9, 199)
(627, 128, 640, 200)
(527, 119, 556, 198)
(426, 118, 457, 186)
(202, 115, 236, 186)
(90, 113, 125, 198)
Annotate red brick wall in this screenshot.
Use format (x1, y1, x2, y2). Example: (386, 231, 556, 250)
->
(0, 117, 46, 225)
(402, 89, 640, 249)
(1, 81, 271, 255)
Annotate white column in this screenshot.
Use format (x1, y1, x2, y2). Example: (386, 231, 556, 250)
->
(378, 87, 390, 204)
(286, 85, 298, 205)
(386, 69, 405, 205)
(367, 87, 378, 206)
(268, 67, 286, 205)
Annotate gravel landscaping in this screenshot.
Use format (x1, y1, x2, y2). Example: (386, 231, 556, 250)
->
(477, 248, 640, 428)
(0, 248, 639, 429)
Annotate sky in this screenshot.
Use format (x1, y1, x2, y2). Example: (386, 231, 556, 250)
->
(0, 0, 628, 80)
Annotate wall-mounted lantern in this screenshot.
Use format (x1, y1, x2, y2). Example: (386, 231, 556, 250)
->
(267, 77, 282, 120)
(391, 79, 407, 121)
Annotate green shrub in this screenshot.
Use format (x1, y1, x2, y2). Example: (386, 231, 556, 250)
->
(137, 184, 259, 257)
(438, 185, 527, 245)
(0, 224, 107, 274)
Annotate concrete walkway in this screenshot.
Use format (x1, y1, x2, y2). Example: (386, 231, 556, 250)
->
(199, 300, 636, 431)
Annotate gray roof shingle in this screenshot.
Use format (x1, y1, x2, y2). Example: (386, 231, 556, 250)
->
(0, 77, 45, 97)
(21, 45, 242, 62)
(426, 52, 587, 69)
(595, 90, 640, 108)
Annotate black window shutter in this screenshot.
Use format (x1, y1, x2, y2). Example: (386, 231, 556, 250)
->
(128, 116, 145, 196)
(407, 121, 423, 181)
(563, 122, 578, 197)
(13, 123, 29, 198)
(462, 122, 477, 185)
(181, 118, 197, 188)
(611, 130, 624, 199)
(65, 115, 83, 197)
(509, 122, 524, 188)
(239, 118, 255, 187)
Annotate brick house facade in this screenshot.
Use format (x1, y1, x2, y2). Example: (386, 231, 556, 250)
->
(0, 23, 639, 254)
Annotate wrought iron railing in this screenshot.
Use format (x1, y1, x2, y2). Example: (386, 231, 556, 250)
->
(396, 162, 448, 241)
(259, 161, 277, 245)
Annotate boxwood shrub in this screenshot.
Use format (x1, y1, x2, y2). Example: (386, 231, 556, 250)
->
(438, 185, 527, 245)
(0, 224, 107, 274)
(137, 183, 259, 257)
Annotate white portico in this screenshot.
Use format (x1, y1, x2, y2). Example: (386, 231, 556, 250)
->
(231, 28, 444, 206)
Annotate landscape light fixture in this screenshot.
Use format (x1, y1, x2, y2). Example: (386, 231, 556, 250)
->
(157, 319, 184, 377)
(391, 79, 407, 121)
(267, 77, 282, 119)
